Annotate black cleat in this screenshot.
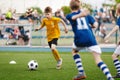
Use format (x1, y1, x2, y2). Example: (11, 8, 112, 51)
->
(113, 73, 120, 78)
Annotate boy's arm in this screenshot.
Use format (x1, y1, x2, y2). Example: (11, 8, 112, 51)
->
(86, 15, 98, 28)
(35, 20, 45, 31)
(60, 19, 68, 33)
(72, 11, 88, 20)
(35, 25, 44, 31)
(104, 25, 119, 41)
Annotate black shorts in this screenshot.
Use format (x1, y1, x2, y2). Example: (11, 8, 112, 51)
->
(48, 38, 58, 48)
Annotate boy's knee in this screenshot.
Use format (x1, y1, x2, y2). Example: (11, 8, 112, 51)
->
(72, 49, 79, 55)
(51, 48, 56, 51)
(51, 44, 56, 50)
(112, 54, 119, 60)
(51, 46, 56, 51)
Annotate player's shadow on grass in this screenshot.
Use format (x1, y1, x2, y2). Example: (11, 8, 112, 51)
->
(25, 69, 40, 72)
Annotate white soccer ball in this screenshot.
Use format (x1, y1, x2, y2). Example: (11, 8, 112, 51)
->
(28, 60, 38, 70)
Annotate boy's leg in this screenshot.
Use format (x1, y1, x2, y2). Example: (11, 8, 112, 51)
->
(48, 38, 61, 61)
(48, 39, 62, 69)
(51, 44, 62, 69)
(112, 46, 120, 78)
(96, 56, 113, 80)
(51, 44, 61, 61)
(72, 49, 86, 80)
(89, 45, 114, 80)
(112, 56, 120, 78)
(72, 43, 86, 80)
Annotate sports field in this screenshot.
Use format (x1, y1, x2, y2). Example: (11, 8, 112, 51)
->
(0, 51, 119, 80)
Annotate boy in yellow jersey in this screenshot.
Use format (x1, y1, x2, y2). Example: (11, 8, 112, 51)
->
(35, 6, 68, 69)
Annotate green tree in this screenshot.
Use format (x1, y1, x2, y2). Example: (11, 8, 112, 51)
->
(32, 7, 43, 14)
(61, 6, 71, 16)
(116, 0, 120, 3)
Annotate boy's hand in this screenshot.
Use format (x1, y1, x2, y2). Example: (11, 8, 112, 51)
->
(65, 28, 68, 33)
(34, 28, 39, 31)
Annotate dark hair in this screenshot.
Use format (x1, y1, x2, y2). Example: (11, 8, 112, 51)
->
(44, 6, 52, 13)
(70, 0, 80, 10)
(71, 0, 80, 2)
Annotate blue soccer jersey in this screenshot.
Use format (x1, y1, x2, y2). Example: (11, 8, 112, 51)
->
(116, 16, 120, 28)
(66, 10, 97, 47)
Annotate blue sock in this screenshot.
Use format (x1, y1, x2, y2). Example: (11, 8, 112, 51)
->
(73, 54, 84, 74)
(113, 59, 120, 74)
(98, 62, 112, 80)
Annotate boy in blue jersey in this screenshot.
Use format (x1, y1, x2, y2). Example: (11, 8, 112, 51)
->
(105, 3, 120, 79)
(66, 0, 114, 80)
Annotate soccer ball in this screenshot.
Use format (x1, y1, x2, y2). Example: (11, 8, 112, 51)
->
(28, 60, 38, 70)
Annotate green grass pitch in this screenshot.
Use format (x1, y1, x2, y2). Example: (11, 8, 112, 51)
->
(0, 51, 119, 80)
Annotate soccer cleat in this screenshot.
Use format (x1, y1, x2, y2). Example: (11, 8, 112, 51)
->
(108, 77, 114, 80)
(56, 58, 62, 69)
(109, 78, 114, 80)
(73, 73, 86, 80)
(113, 73, 120, 78)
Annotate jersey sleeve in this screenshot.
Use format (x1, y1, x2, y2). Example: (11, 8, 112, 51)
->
(41, 19, 45, 27)
(54, 17, 61, 23)
(66, 14, 71, 21)
(87, 15, 95, 25)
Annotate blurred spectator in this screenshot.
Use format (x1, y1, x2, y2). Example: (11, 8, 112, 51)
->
(25, 8, 34, 24)
(0, 30, 4, 38)
(93, 7, 98, 17)
(82, 8, 90, 15)
(12, 9, 18, 23)
(18, 26, 29, 45)
(0, 9, 5, 23)
(32, 9, 41, 24)
(100, 7, 104, 13)
(98, 24, 106, 39)
(19, 8, 34, 24)
(110, 6, 116, 23)
(95, 12, 102, 35)
(97, 6, 110, 23)
(32, 9, 39, 20)
(55, 8, 69, 25)
(5, 8, 13, 23)
(6, 26, 29, 45)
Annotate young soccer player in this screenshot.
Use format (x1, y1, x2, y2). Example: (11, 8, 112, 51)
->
(104, 3, 120, 78)
(35, 6, 68, 69)
(66, 0, 114, 80)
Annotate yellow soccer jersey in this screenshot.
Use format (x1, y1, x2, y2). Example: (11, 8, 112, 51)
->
(41, 17, 61, 42)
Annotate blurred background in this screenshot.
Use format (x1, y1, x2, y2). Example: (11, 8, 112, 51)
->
(0, 0, 119, 49)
